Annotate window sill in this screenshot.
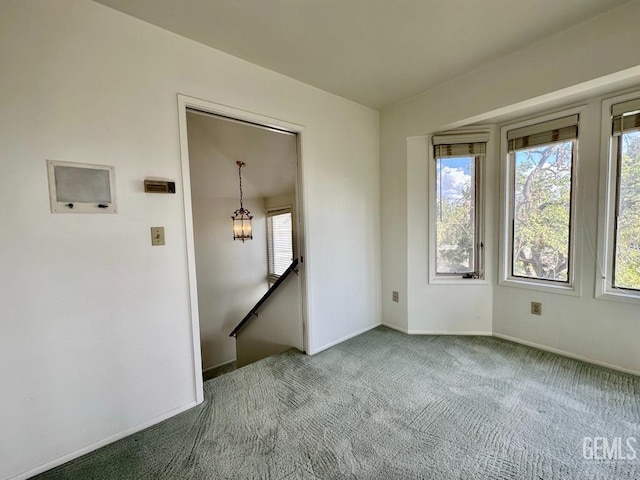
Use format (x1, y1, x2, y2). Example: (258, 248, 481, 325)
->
(596, 288, 640, 305)
(429, 277, 488, 286)
(498, 277, 580, 297)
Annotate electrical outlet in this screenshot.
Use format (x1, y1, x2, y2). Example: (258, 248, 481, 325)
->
(151, 226, 165, 246)
(392, 291, 399, 303)
(531, 302, 542, 315)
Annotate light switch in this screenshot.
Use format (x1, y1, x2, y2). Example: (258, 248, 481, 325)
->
(151, 227, 165, 246)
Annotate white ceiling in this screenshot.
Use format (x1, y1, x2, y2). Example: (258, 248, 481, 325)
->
(187, 111, 297, 200)
(94, 0, 628, 109)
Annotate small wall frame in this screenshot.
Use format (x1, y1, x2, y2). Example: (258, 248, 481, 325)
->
(47, 160, 117, 214)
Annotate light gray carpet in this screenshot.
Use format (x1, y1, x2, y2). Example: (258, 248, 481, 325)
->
(33, 327, 640, 479)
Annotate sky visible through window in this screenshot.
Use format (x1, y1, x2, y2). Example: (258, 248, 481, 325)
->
(435, 156, 474, 274)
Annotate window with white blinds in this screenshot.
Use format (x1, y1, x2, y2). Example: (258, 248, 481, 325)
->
(266, 208, 293, 284)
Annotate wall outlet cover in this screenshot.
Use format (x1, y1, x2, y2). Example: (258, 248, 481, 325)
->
(531, 302, 542, 315)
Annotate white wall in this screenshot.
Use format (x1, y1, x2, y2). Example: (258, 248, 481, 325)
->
(380, 2, 640, 368)
(402, 131, 497, 335)
(192, 196, 267, 370)
(265, 192, 296, 214)
(0, 1, 380, 479)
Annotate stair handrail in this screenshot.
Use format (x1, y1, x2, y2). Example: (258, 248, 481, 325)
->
(229, 258, 299, 337)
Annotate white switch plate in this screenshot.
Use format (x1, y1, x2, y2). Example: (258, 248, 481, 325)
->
(151, 227, 165, 246)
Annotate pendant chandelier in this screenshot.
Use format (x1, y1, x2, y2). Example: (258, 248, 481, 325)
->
(231, 161, 253, 242)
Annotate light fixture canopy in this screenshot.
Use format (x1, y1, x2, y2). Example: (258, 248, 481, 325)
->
(231, 161, 253, 242)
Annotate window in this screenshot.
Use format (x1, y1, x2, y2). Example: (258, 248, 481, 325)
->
(431, 133, 487, 280)
(503, 114, 579, 289)
(599, 97, 640, 298)
(266, 207, 293, 284)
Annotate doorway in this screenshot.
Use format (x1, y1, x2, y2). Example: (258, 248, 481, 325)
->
(177, 95, 308, 401)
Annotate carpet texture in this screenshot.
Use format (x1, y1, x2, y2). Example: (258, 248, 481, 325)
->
(33, 327, 640, 479)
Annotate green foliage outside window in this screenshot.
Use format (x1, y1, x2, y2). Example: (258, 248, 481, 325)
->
(435, 157, 476, 274)
(614, 131, 640, 290)
(512, 141, 573, 282)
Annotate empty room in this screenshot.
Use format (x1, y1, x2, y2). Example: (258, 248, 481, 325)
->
(1, 1, 639, 479)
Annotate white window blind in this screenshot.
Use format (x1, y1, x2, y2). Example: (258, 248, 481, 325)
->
(267, 208, 293, 282)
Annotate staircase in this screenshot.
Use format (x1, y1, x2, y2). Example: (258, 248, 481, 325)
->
(229, 258, 303, 367)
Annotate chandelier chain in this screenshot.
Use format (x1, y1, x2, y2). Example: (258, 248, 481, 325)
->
(238, 162, 244, 210)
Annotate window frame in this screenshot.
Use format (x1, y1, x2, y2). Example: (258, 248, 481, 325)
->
(499, 107, 583, 296)
(596, 92, 640, 304)
(428, 132, 487, 284)
(266, 205, 294, 286)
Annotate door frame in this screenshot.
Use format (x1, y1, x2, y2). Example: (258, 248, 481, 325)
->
(176, 94, 309, 403)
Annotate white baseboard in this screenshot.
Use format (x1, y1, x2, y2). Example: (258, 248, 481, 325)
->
(308, 323, 382, 355)
(10, 400, 199, 480)
(408, 330, 492, 336)
(381, 322, 408, 333)
(382, 323, 491, 336)
(202, 359, 235, 373)
(493, 333, 640, 377)
(381, 324, 637, 376)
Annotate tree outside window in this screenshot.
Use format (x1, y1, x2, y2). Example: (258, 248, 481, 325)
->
(511, 141, 574, 282)
(613, 131, 640, 290)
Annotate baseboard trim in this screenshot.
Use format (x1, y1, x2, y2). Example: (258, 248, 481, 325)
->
(381, 325, 638, 376)
(10, 400, 199, 480)
(408, 330, 492, 336)
(381, 323, 492, 336)
(308, 323, 382, 355)
(381, 322, 408, 333)
(493, 333, 640, 377)
(202, 359, 235, 373)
